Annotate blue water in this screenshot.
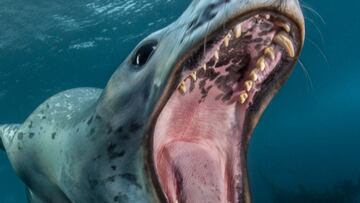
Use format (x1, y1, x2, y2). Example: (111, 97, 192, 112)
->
(0, 0, 359, 202)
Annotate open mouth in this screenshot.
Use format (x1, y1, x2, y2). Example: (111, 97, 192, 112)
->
(150, 11, 301, 203)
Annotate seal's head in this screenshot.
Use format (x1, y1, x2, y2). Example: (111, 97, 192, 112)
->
(98, 0, 304, 202)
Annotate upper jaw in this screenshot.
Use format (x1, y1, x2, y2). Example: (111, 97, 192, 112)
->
(223, 0, 305, 43)
(145, 4, 304, 121)
(174, 0, 305, 53)
(173, 10, 301, 109)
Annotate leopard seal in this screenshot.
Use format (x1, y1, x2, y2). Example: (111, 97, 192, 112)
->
(0, 0, 305, 202)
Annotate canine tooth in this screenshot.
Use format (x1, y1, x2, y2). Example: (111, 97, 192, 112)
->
(245, 80, 253, 92)
(239, 92, 249, 104)
(264, 47, 275, 60)
(190, 72, 197, 81)
(274, 32, 295, 58)
(250, 70, 258, 81)
(256, 57, 266, 71)
(178, 81, 187, 94)
(276, 21, 291, 33)
(233, 23, 242, 38)
(265, 14, 270, 20)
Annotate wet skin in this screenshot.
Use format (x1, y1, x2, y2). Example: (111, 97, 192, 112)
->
(0, 0, 304, 203)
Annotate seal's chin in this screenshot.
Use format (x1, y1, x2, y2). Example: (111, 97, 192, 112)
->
(152, 11, 301, 203)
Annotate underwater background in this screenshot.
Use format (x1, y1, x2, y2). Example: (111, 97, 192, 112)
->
(0, 0, 359, 202)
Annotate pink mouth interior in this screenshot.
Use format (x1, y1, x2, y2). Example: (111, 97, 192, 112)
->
(153, 13, 295, 203)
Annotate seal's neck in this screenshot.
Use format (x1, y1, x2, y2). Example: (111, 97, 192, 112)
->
(82, 110, 161, 202)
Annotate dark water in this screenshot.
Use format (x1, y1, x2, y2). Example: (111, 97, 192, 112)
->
(0, 0, 359, 202)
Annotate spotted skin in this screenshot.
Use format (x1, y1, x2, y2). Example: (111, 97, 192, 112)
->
(1, 87, 154, 203)
(2, 88, 102, 203)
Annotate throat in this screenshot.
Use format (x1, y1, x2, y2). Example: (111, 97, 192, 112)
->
(153, 86, 249, 203)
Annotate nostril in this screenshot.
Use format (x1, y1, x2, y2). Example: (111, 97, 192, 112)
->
(187, 20, 196, 30)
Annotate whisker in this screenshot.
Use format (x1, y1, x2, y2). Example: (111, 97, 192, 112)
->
(301, 3, 326, 25)
(203, 19, 212, 58)
(222, 0, 230, 32)
(304, 16, 325, 45)
(298, 59, 313, 92)
(305, 37, 330, 69)
(159, 21, 191, 68)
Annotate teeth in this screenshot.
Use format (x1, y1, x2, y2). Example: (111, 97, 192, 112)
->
(224, 34, 230, 47)
(190, 72, 197, 81)
(249, 70, 258, 81)
(276, 21, 291, 33)
(233, 23, 242, 38)
(202, 64, 207, 70)
(214, 50, 219, 61)
(244, 80, 253, 92)
(273, 32, 295, 58)
(239, 92, 249, 104)
(265, 14, 270, 20)
(178, 81, 187, 94)
(264, 47, 275, 60)
(256, 57, 266, 71)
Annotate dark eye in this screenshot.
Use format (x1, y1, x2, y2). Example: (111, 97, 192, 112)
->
(132, 41, 158, 66)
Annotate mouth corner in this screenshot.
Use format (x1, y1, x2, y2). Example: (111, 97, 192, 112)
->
(146, 10, 303, 203)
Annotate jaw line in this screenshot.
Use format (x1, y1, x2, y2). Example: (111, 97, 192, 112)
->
(144, 9, 304, 203)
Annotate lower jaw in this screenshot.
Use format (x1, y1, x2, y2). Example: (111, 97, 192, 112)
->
(154, 144, 249, 203)
(153, 83, 248, 203)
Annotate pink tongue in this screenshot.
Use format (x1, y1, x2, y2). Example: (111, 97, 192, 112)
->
(158, 141, 226, 203)
(154, 71, 243, 203)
